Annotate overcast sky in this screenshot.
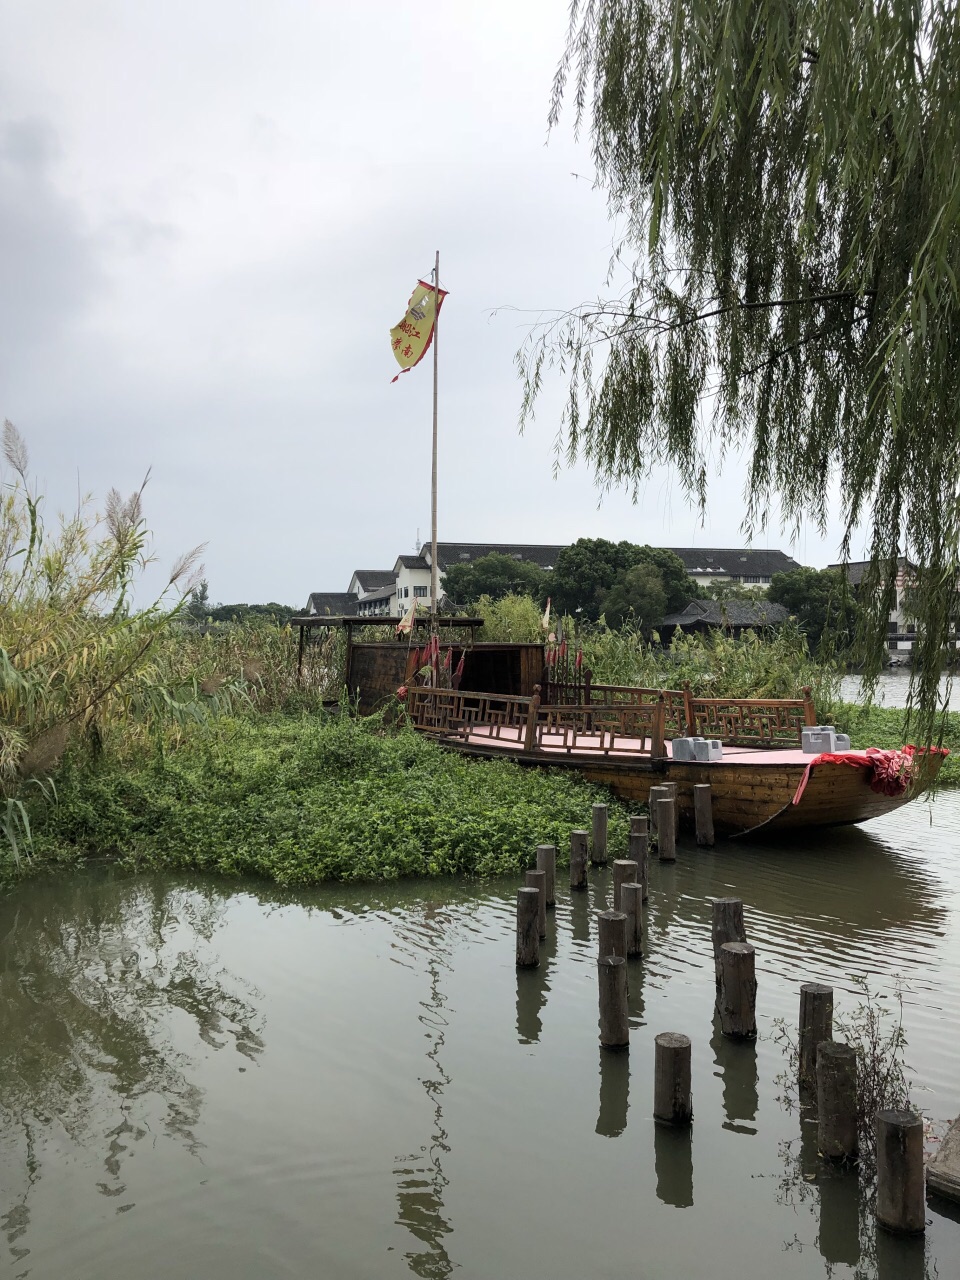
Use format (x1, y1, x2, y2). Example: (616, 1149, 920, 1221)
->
(0, 1, 861, 608)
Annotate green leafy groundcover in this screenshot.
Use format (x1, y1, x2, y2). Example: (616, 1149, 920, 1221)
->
(26, 714, 630, 886)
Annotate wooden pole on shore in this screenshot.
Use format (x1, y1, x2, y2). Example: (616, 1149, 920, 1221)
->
(516, 887, 540, 967)
(656, 798, 677, 861)
(816, 1041, 859, 1162)
(524, 869, 547, 939)
(648, 786, 668, 832)
(711, 898, 747, 990)
(429, 250, 440, 638)
(799, 983, 833, 1101)
(622, 882, 643, 955)
(875, 1111, 925, 1234)
(654, 1032, 693, 1126)
(694, 784, 714, 847)
(591, 804, 608, 865)
(629, 816, 649, 900)
(598, 956, 629, 1049)
(536, 844, 557, 908)
(569, 830, 588, 890)
(597, 910, 628, 962)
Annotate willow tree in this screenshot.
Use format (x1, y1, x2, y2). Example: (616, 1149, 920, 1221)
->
(520, 0, 960, 727)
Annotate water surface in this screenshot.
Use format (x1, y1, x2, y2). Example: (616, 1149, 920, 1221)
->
(2, 796, 960, 1279)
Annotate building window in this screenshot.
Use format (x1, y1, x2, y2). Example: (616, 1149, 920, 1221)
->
(743, 575, 761, 584)
(888, 621, 898, 634)
(413, 586, 428, 598)
(404, 587, 409, 598)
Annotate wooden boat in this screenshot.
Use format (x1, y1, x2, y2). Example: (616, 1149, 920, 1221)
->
(402, 683, 945, 838)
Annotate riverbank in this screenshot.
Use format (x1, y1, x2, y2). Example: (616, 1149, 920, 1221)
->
(9, 701, 955, 891)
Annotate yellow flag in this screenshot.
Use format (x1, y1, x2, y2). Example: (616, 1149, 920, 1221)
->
(390, 279, 447, 382)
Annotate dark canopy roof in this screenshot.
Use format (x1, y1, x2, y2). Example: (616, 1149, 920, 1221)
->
(666, 548, 803, 577)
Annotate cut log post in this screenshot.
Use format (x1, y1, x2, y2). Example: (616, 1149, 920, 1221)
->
(598, 955, 629, 1049)
(524, 869, 547, 939)
(628, 831, 649, 901)
(591, 804, 608, 865)
(661, 782, 679, 835)
(693, 783, 715, 847)
(612, 859, 639, 912)
(654, 1032, 693, 1126)
(799, 983, 834, 1101)
(536, 844, 557, 908)
(711, 897, 747, 989)
(569, 830, 589, 890)
(718, 942, 757, 1039)
(656, 798, 677, 861)
(648, 785, 668, 832)
(816, 1041, 859, 1163)
(516, 887, 540, 967)
(629, 814, 648, 838)
(597, 910, 627, 962)
(875, 1110, 925, 1235)
(622, 882, 643, 956)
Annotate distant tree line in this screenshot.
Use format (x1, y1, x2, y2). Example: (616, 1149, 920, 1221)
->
(185, 581, 296, 625)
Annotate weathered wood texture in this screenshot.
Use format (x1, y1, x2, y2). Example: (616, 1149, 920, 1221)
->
(569, 830, 588, 890)
(628, 830, 649, 900)
(612, 859, 639, 912)
(694, 783, 715, 847)
(718, 942, 757, 1039)
(648, 785, 668, 831)
(711, 898, 747, 988)
(622, 883, 643, 956)
(591, 804, 608, 865)
(597, 910, 628, 962)
(816, 1041, 859, 1162)
(875, 1111, 925, 1234)
(661, 782, 679, 835)
(799, 983, 834, 1100)
(536, 844, 557, 907)
(656, 798, 677, 861)
(654, 1032, 693, 1126)
(524, 869, 547, 939)
(630, 814, 649, 838)
(598, 956, 629, 1049)
(516, 887, 540, 967)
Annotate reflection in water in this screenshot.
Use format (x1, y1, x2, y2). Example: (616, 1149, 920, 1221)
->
(596, 1050, 629, 1138)
(0, 873, 264, 1271)
(392, 908, 457, 1280)
(654, 1124, 693, 1207)
(875, 1229, 928, 1280)
(817, 1165, 860, 1266)
(710, 1013, 758, 1134)
(515, 928, 556, 1045)
(569, 890, 591, 945)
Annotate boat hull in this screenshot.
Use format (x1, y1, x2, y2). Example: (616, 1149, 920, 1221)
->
(440, 738, 944, 837)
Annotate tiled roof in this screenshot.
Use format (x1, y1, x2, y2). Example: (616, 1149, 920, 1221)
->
(661, 600, 789, 628)
(395, 555, 430, 571)
(666, 548, 804, 577)
(306, 592, 358, 616)
(351, 569, 395, 593)
(357, 583, 396, 602)
(827, 557, 915, 587)
(432, 542, 567, 570)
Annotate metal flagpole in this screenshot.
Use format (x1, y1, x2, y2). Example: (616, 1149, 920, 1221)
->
(430, 250, 440, 642)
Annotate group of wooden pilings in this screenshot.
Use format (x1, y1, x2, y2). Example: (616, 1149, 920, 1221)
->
(519, 853, 926, 1237)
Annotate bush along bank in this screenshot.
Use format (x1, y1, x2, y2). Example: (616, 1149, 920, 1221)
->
(829, 702, 960, 785)
(20, 714, 632, 888)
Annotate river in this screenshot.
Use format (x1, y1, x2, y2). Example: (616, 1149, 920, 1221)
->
(840, 670, 958, 710)
(1, 794, 959, 1279)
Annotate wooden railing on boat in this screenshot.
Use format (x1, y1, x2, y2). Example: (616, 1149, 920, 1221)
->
(405, 687, 666, 759)
(686, 690, 817, 746)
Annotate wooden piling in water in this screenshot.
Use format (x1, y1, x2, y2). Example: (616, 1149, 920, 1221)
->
(622, 882, 643, 956)
(656, 798, 677, 861)
(718, 942, 757, 1039)
(711, 897, 747, 989)
(612, 859, 639, 912)
(598, 955, 629, 1049)
(536, 844, 557, 908)
(597, 910, 627, 961)
(816, 1041, 859, 1163)
(628, 816, 649, 900)
(661, 782, 679, 835)
(591, 804, 608, 865)
(524, 869, 547, 939)
(654, 1032, 692, 1126)
(875, 1111, 925, 1235)
(648, 786, 668, 832)
(569, 830, 588, 890)
(799, 983, 834, 1101)
(516, 887, 540, 967)
(694, 784, 715, 847)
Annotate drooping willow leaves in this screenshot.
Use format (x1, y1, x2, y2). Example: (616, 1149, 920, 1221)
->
(520, 0, 960, 735)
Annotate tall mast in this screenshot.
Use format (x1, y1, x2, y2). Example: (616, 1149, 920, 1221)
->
(430, 249, 440, 632)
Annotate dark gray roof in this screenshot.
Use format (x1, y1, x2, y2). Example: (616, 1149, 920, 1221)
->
(395, 555, 429, 571)
(827, 557, 915, 587)
(352, 569, 395, 593)
(432, 542, 567, 570)
(357, 583, 396, 602)
(306, 592, 358, 616)
(661, 599, 790, 628)
(666, 548, 803, 577)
